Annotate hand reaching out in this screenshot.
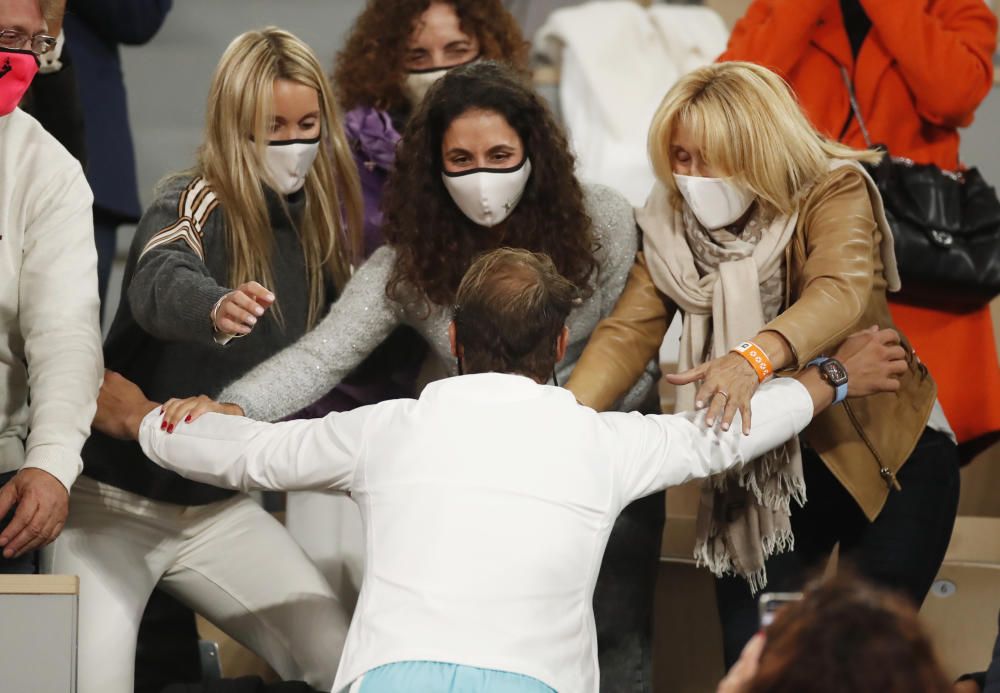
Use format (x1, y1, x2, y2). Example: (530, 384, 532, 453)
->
(212, 281, 275, 337)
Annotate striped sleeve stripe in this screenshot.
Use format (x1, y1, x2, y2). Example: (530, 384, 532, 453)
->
(140, 177, 219, 262)
(140, 219, 205, 260)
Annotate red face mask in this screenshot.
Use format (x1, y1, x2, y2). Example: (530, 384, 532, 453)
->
(0, 48, 39, 116)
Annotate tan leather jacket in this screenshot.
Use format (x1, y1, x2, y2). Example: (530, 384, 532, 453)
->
(567, 167, 936, 521)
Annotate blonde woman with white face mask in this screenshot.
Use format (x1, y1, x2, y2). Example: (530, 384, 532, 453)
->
(49, 28, 363, 693)
(567, 61, 960, 669)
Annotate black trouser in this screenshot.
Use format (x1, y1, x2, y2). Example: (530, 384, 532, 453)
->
(714, 427, 960, 667)
(594, 490, 666, 693)
(135, 589, 202, 693)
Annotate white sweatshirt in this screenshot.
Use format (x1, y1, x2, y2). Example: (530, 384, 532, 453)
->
(139, 373, 814, 692)
(0, 108, 103, 491)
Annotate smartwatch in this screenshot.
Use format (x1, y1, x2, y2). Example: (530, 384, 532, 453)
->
(807, 357, 848, 405)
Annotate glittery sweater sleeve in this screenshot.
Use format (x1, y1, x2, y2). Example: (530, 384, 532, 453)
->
(216, 246, 404, 422)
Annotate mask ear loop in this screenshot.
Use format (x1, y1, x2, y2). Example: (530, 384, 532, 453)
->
(551, 369, 559, 387)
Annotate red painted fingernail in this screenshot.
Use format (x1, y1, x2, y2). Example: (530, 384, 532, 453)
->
(185, 415, 192, 423)
(167, 424, 174, 433)
(160, 421, 166, 430)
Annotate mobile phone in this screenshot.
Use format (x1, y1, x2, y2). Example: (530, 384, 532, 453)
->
(758, 591, 803, 628)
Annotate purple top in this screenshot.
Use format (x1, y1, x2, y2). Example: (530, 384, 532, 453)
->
(345, 106, 402, 257)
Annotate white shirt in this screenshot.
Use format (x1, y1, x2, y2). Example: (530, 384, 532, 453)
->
(0, 108, 102, 491)
(139, 373, 814, 692)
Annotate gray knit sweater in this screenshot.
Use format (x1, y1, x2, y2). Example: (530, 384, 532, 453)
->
(85, 175, 318, 504)
(218, 184, 657, 421)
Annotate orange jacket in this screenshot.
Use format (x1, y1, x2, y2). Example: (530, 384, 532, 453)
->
(720, 0, 1000, 445)
(719, 0, 997, 170)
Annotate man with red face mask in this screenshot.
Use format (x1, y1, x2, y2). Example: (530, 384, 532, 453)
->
(0, 0, 102, 574)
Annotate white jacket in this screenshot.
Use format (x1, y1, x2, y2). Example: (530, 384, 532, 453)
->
(139, 372, 814, 692)
(535, 2, 729, 206)
(0, 108, 103, 491)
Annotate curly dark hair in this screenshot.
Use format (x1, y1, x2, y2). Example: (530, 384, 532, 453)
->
(382, 61, 597, 309)
(334, 0, 530, 113)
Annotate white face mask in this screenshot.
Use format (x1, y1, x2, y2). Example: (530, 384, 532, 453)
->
(401, 56, 480, 107)
(264, 137, 320, 195)
(673, 173, 756, 229)
(442, 157, 532, 228)
(403, 68, 448, 107)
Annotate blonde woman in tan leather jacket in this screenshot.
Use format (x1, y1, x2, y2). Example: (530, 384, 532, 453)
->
(566, 62, 960, 668)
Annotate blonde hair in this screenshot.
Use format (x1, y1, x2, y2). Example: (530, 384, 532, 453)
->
(195, 27, 363, 327)
(648, 61, 881, 216)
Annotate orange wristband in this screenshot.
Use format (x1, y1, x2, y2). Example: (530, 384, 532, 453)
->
(732, 341, 773, 382)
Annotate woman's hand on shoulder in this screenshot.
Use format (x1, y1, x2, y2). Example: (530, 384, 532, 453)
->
(666, 352, 761, 434)
(160, 396, 245, 432)
(211, 281, 275, 337)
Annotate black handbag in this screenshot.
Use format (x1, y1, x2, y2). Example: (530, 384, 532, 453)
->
(840, 67, 1000, 311)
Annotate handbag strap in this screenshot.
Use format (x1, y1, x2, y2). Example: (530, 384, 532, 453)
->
(838, 65, 874, 149)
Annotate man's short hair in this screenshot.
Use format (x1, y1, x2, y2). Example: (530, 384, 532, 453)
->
(454, 248, 579, 380)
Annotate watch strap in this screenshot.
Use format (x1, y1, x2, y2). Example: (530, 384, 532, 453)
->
(807, 356, 848, 405)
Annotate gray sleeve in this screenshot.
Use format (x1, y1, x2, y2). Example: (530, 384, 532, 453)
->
(217, 246, 403, 422)
(588, 184, 658, 411)
(126, 190, 229, 347)
(591, 184, 639, 316)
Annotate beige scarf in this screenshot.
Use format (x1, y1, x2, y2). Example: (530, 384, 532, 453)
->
(638, 159, 899, 591)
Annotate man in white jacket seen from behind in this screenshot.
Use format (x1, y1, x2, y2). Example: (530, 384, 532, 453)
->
(0, 0, 103, 573)
(95, 248, 907, 693)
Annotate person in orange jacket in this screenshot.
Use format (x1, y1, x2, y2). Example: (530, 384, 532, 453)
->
(720, 0, 1000, 458)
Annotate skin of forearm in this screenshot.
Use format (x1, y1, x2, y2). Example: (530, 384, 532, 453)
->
(794, 366, 834, 416)
(752, 330, 795, 371)
(127, 402, 161, 440)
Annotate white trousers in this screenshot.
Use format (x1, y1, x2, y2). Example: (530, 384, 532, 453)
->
(48, 476, 348, 693)
(285, 492, 365, 614)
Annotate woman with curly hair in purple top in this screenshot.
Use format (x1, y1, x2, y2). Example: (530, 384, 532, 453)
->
(296, 1, 531, 415)
(335, 0, 529, 253)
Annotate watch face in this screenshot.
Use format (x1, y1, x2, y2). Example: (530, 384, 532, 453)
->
(821, 359, 849, 387)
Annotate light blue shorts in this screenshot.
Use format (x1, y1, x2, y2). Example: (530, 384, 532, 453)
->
(357, 660, 556, 692)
